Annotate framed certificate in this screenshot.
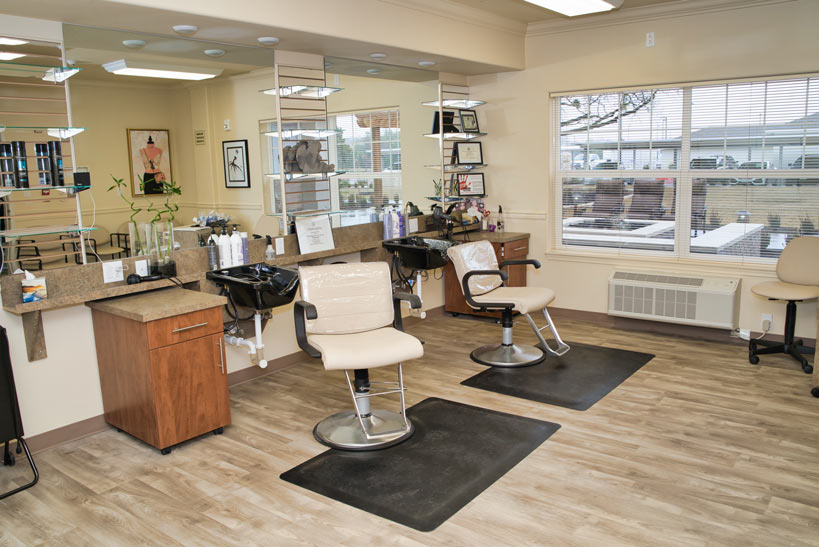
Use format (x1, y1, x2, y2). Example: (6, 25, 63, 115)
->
(459, 109, 480, 133)
(455, 173, 485, 196)
(453, 141, 483, 165)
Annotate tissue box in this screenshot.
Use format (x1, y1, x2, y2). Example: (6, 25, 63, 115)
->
(22, 277, 47, 302)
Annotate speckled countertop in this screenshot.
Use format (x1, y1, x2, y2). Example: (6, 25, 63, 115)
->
(454, 231, 529, 243)
(86, 287, 227, 322)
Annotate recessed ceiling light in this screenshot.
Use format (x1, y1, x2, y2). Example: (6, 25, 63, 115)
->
(369, 53, 387, 60)
(122, 39, 146, 48)
(0, 38, 28, 46)
(102, 59, 222, 80)
(521, 0, 623, 17)
(172, 25, 198, 35)
(204, 49, 225, 57)
(0, 52, 25, 61)
(418, 60, 436, 67)
(257, 36, 280, 46)
(366, 68, 381, 74)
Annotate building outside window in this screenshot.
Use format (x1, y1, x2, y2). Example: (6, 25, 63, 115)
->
(553, 76, 819, 262)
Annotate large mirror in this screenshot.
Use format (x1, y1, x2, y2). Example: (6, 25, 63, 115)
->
(5, 24, 442, 274)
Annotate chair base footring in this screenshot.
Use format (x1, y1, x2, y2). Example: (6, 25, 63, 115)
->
(470, 342, 545, 368)
(313, 410, 414, 451)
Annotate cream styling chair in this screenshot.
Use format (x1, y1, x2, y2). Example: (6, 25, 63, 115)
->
(749, 235, 819, 374)
(294, 262, 424, 450)
(447, 240, 569, 367)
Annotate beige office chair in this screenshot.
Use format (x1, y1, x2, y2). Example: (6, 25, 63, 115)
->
(447, 240, 569, 367)
(294, 262, 423, 450)
(749, 236, 819, 374)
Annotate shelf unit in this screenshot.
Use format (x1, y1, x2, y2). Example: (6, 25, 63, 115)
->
(424, 84, 488, 204)
(260, 63, 343, 229)
(0, 39, 89, 272)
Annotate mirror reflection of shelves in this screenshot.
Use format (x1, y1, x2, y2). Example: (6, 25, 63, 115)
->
(425, 163, 486, 173)
(423, 131, 486, 141)
(0, 39, 90, 271)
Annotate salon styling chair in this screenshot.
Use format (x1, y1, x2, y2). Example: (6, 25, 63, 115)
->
(749, 235, 819, 375)
(447, 241, 569, 367)
(294, 262, 423, 450)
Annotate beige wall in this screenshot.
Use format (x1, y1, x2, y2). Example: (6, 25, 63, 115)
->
(469, 0, 819, 338)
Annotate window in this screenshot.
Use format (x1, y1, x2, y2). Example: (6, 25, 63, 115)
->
(553, 76, 819, 261)
(328, 109, 401, 226)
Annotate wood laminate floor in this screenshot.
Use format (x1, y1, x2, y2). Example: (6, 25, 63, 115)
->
(1, 314, 818, 546)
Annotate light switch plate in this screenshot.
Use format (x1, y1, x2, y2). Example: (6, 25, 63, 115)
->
(102, 260, 124, 283)
(275, 237, 285, 255)
(135, 259, 148, 277)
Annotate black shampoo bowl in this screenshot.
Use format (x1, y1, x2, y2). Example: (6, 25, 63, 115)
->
(382, 236, 460, 270)
(207, 263, 299, 310)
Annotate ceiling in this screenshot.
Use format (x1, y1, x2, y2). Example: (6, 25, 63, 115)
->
(447, 0, 687, 23)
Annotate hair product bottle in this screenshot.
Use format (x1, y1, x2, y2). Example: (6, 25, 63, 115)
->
(218, 226, 232, 268)
(11, 141, 28, 188)
(47, 141, 64, 186)
(35, 143, 51, 186)
(0, 144, 16, 188)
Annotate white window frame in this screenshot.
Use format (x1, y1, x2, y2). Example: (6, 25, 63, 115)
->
(550, 73, 819, 266)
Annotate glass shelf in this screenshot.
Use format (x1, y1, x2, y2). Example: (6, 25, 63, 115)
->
(425, 196, 485, 203)
(264, 171, 345, 180)
(0, 62, 81, 82)
(0, 184, 90, 196)
(0, 126, 86, 139)
(422, 99, 486, 109)
(0, 225, 96, 239)
(424, 132, 486, 141)
(425, 164, 487, 172)
(260, 85, 343, 98)
(262, 129, 336, 139)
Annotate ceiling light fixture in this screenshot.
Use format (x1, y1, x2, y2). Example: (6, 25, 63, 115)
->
(0, 38, 28, 46)
(522, 0, 623, 17)
(102, 59, 222, 80)
(369, 53, 386, 60)
(418, 60, 436, 67)
(0, 52, 25, 61)
(204, 49, 225, 57)
(122, 39, 146, 48)
(257, 36, 280, 46)
(172, 24, 198, 35)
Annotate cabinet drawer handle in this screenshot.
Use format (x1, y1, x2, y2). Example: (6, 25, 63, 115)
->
(218, 337, 225, 375)
(513, 246, 527, 252)
(171, 322, 208, 333)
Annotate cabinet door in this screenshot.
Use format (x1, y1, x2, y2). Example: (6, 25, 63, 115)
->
(501, 239, 530, 288)
(150, 333, 230, 448)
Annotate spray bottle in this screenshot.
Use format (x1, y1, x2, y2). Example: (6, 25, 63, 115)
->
(265, 235, 275, 260)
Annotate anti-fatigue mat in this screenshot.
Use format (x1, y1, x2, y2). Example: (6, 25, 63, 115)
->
(280, 397, 560, 532)
(461, 341, 654, 410)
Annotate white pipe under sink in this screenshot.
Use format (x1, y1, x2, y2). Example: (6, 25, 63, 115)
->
(225, 312, 267, 368)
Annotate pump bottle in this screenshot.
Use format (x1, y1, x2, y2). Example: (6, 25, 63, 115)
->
(218, 226, 231, 268)
(230, 224, 243, 266)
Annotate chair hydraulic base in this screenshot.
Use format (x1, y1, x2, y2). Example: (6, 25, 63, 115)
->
(313, 409, 414, 451)
(471, 343, 544, 368)
(749, 300, 814, 374)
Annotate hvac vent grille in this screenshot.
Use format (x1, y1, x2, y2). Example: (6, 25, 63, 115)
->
(612, 285, 697, 320)
(612, 271, 703, 287)
(194, 130, 206, 145)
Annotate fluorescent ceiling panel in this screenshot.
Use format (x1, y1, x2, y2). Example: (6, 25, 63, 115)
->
(523, 0, 622, 16)
(102, 59, 222, 80)
(0, 38, 28, 46)
(0, 52, 25, 60)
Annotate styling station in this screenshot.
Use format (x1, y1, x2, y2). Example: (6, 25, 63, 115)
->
(1, 1, 818, 544)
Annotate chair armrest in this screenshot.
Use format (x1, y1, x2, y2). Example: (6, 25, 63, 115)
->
(293, 300, 321, 358)
(392, 291, 421, 331)
(500, 259, 541, 269)
(462, 269, 513, 311)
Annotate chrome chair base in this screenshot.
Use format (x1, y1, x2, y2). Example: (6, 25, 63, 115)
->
(470, 342, 545, 368)
(313, 409, 415, 451)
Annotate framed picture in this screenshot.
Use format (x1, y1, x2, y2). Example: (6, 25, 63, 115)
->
(223, 139, 251, 188)
(127, 129, 172, 196)
(459, 109, 480, 133)
(454, 173, 485, 196)
(431, 110, 457, 134)
(453, 141, 483, 165)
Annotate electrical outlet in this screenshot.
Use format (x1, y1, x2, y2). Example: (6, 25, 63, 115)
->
(762, 313, 773, 331)
(646, 32, 655, 48)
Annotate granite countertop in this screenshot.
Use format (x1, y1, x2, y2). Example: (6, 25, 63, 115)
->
(86, 287, 227, 322)
(454, 231, 530, 244)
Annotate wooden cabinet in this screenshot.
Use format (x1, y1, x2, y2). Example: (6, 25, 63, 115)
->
(91, 303, 230, 453)
(444, 236, 530, 318)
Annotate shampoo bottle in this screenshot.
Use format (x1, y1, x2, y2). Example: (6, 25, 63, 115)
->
(265, 235, 275, 260)
(207, 236, 219, 270)
(218, 226, 231, 268)
(240, 232, 249, 264)
(230, 225, 243, 266)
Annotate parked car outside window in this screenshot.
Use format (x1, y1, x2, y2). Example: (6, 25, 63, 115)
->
(732, 161, 777, 186)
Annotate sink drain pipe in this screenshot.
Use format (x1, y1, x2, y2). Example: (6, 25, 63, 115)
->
(225, 312, 267, 368)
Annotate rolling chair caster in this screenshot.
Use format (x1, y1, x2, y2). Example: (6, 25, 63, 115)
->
(812, 387, 819, 398)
